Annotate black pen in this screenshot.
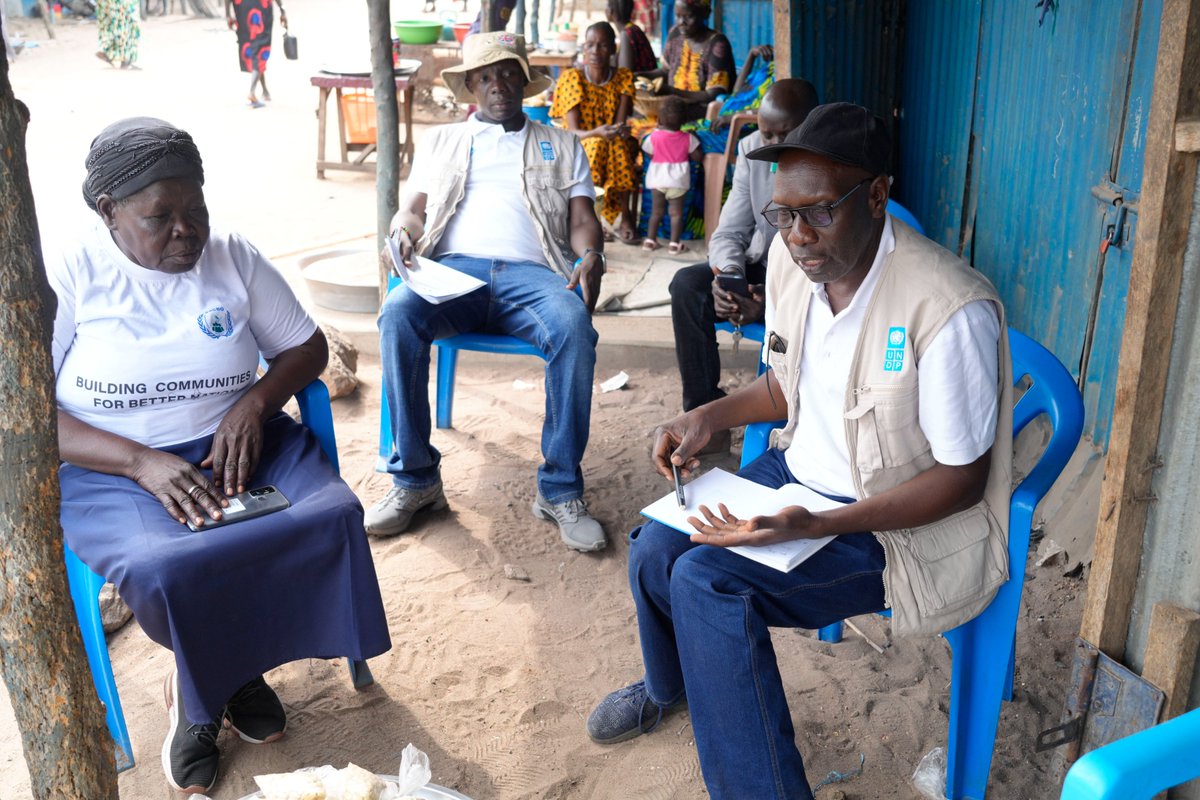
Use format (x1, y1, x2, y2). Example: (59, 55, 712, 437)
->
(672, 461, 685, 509)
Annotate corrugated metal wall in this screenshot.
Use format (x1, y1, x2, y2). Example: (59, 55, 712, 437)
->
(898, 0, 1157, 446)
(786, 0, 903, 118)
(715, 0, 774, 66)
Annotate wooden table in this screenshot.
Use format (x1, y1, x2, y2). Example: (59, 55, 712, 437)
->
(311, 71, 417, 179)
(528, 51, 578, 70)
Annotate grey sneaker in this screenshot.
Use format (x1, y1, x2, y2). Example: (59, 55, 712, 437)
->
(532, 493, 606, 552)
(587, 679, 686, 744)
(161, 669, 220, 794)
(364, 481, 448, 536)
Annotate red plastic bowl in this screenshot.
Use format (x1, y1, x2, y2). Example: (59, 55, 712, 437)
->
(453, 22, 472, 45)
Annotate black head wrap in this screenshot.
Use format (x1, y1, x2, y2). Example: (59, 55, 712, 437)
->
(82, 117, 204, 211)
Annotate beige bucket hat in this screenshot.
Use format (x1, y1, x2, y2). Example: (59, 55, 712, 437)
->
(441, 32, 553, 104)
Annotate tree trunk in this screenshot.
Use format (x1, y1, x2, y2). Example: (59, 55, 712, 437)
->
(0, 30, 119, 800)
(368, 0, 399, 300)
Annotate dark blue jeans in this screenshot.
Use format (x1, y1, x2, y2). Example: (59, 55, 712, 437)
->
(378, 255, 597, 502)
(628, 448, 887, 800)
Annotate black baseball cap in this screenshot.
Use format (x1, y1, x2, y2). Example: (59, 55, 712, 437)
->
(747, 101, 890, 175)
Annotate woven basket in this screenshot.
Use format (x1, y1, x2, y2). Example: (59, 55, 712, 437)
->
(633, 92, 670, 118)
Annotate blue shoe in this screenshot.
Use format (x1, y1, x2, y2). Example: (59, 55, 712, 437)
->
(587, 680, 685, 744)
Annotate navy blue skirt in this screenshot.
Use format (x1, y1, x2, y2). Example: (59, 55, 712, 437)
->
(60, 413, 392, 725)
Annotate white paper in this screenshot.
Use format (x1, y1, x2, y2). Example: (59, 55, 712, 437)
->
(387, 236, 486, 305)
(599, 371, 629, 392)
(641, 468, 845, 572)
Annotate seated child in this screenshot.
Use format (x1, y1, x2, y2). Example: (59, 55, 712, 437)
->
(641, 97, 703, 254)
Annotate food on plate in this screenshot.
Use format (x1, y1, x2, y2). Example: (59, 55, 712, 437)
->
(254, 771, 326, 800)
(322, 762, 387, 800)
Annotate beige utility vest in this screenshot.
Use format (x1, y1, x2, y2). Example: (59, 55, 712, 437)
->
(765, 219, 1014, 636)
(413, 118, 583, 279)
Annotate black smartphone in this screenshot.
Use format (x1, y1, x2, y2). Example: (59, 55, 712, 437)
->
(187, 485, 291, 532)
(715, 273, 751, 298)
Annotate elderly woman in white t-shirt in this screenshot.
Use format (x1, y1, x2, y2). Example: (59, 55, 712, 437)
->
(49, 117, 391, 796)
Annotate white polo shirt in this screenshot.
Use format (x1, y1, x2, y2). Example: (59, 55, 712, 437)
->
(416, 114, 595, 268)
(764, 217, 1000, 498)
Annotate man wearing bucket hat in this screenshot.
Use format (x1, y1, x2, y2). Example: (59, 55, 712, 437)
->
(369, 32, 610, 552)
(588, 102, 1013, 799)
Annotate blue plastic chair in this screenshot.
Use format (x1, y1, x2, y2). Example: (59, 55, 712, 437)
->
(1059, 707, 1200, 799)
(739, 328, 1084, 799)
(376, 274, 571, 467)
(64, 378, 374, 772)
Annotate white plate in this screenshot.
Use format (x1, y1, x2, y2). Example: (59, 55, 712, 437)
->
(319, 59, 421, 77)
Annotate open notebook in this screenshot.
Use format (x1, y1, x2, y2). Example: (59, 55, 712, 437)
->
(641, 468, 847, 572)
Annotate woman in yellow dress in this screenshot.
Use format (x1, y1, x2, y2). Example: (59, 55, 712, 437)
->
(551, 21, 638, 243)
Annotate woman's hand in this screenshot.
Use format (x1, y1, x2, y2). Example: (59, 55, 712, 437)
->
(687, 503, 825, 547)
(748, 44, 774, 62)
(129, 449, 228, 527)
(201, 398, 266, 495)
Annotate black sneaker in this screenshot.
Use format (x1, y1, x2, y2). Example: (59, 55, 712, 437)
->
(223, 675, 287, 744)
(161, 670, 220, 794)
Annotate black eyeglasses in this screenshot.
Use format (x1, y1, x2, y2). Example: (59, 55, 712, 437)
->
(759, 178, 872, 230)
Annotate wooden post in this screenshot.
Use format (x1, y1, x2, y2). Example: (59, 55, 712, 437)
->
(1080, 0, 1200, 659)
(1141, 603, 1200, 721)
(0, 42, 118, 800)
(772, 0, 792, 80)
(482, 0, 494, 33)
(367, 0, 399, 303)
(1177, 117, 1200, 151)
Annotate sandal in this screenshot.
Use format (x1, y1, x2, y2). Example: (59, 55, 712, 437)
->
(95, 50, 112, 65)
(668, 242, 689, 255)
(642, 238, 660, 251)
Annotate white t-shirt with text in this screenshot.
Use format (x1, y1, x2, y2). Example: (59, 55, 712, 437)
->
(48, 219, 317, 448)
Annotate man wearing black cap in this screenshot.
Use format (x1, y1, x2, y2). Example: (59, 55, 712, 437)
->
(588, 103, 1013, 800)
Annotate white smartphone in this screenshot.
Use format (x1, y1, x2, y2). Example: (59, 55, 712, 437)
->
(187, 485, 290, 532)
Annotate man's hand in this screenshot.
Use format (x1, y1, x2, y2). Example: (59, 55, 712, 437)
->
(687, 502, 825, 546)
(710, 272, 765, 325)
(651, 411, 719, 481)
(566, 251, 604, 313)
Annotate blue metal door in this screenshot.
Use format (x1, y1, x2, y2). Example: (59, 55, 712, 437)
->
(898, 0, 1159, 446)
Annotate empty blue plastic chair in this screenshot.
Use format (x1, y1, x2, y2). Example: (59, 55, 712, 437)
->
(739, 328, 1084, 799)
(64, 377, 373, 772)
(1059, 707, 1200, 799)
(887, 198, 924, 234)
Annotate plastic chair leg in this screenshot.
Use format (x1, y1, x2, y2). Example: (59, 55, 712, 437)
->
(378, 382, 394, 471)
(1003, 636, 1016, 703)
(64, 545, 135, 772)
(943, 609, 1015, 800)
(346, 658, 374, 689)
(818, 622, 844, 643)
(435, 345, 459, 430)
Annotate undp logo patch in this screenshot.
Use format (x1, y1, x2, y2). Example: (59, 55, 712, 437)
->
(197, 307, 234, 339)
(884, 326, 906, 372)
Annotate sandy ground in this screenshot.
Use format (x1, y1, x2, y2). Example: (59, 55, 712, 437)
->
(1, 4, 1098, 798)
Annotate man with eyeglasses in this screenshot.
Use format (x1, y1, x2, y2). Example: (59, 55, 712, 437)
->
(667, 79, 818, 453)
(588, 103, 1013, 800)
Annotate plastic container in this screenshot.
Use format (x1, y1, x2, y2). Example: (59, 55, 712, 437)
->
(340, 90, 377, 145)
(453, 22, 472, 44)
(393, 20, 443, 45)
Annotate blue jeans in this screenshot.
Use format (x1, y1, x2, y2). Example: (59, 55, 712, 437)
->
(379, 255, 597, 502)
(628, 448, 887, 800)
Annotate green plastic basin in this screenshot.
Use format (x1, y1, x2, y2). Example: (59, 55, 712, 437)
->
(393, 20, 443, 45)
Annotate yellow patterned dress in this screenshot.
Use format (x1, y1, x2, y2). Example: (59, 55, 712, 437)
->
(550, 66, 637, 225)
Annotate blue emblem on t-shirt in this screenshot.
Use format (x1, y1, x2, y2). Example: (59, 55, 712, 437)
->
(539, 141, 555, 161)
(197, 307, 234, 339)
(884, 326, 906, 372)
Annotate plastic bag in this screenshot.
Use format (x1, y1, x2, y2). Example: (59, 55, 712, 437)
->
(394, 743, 432, 796)
(911, 746, 947, 800)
